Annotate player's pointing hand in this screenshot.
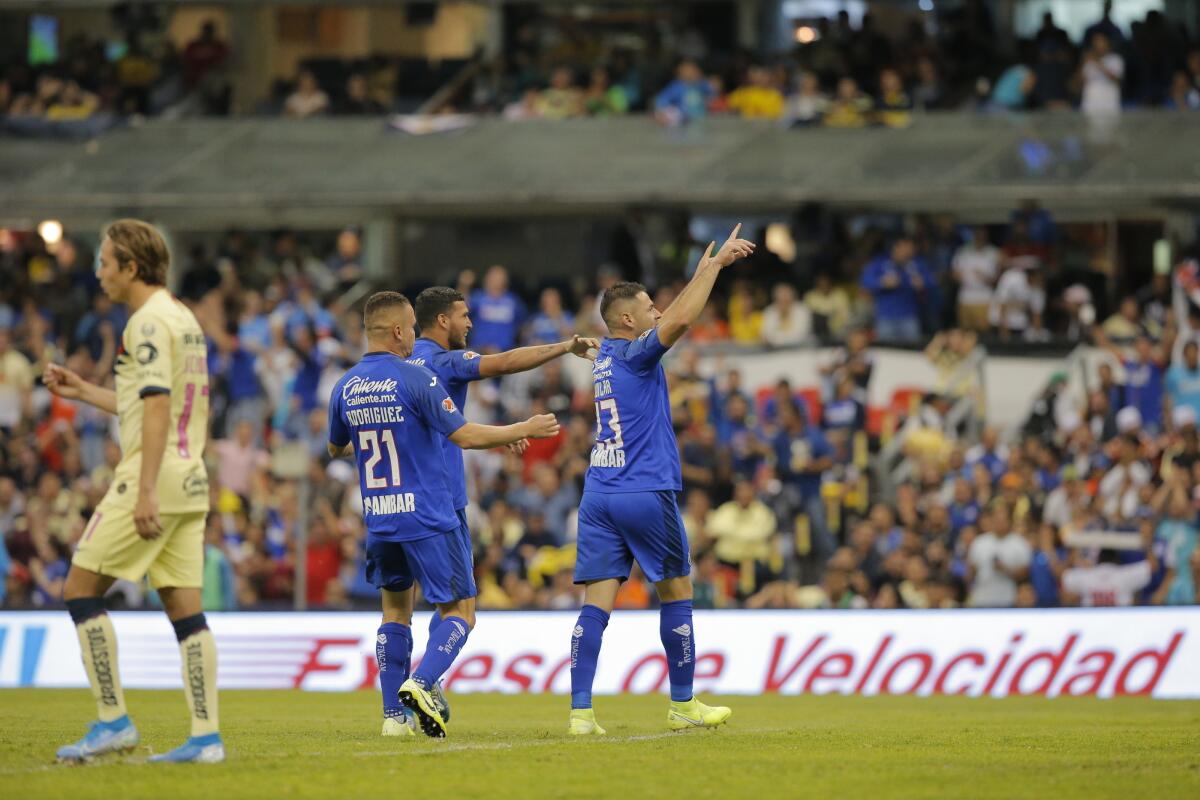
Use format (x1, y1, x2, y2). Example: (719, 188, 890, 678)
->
(568, 335, 601, 361)
(708, 222, 756, 270)
(524, 413, 560, 440)
(43, 363, 85, 400)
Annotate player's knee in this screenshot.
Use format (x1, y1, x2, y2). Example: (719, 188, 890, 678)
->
(381, 608, 413, 626)
(655, 576, 693, 603)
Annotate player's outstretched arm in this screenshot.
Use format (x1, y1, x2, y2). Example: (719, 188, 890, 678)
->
(42, 363, 118, 415)
(478, 335, 600, 378)
(449, 413, 560, 450)
(657, 223, 755, 347)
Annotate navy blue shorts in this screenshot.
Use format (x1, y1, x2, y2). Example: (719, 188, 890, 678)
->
(365, 510, 477, 604)
(574, 490, 691, 584)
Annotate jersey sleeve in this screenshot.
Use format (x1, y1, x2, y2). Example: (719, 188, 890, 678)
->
(126, 312, 173, 398)
(327, 386, 349, 447)
(624, 328, 670, 373)
(434, 349, 484, 383)
(408, 369, 468, 438)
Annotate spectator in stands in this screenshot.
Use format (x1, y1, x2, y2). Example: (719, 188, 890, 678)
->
(284, 70, 330, 118)
(526, 287, 575, 345)
(803, 273, 850, 341)
(874, 68, 912, 128)
(326, 227, 364, 291)
(583, 67, 628, 116)
(967, 506, 1032, 607)
(1099, 333, 1168, 433)
(654, 59, 713, 126)
(772, 400, 835, 562)
(761, 283, 811, 347)
(337, 74, 386, 115)
(1153, 485, 1197, 605)
(989, 63, 1036, 110)
(0, 328, 34, 433)
(1063, 548, 1152, 607)
(464, 265, 526, 353)
(727, 65, 785, 119)
(537, 66, 583, 119)
(912, 56, 945, 110)
(707, 480, 777, 568)
(1081, 32, 1124, 116)
(183, 21, 230, 89)
(1166, 70, 1200, 109)
(861, 237, 931, 342)
(1102, 297, 1144, 346)
(116, 36, 161, 114)
(786, 72, 829, 125)
(991, 261, 1046, 342)
(951, 227, 999, 332)
(1167, 341, 1200, 422)
(721, 282, 759, 344)
(823, 77, 872, 127)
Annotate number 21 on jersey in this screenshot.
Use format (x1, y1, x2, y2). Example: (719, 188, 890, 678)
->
(358, 429, 402, 488)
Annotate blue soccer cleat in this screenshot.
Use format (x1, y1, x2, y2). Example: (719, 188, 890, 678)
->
(148, 733, 226, 764)
(430, 679, 451, 724)
(56, 716, 140, 762)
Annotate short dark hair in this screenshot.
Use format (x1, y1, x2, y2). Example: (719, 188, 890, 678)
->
(104, 219, 169, 286)
(363, 291, 410, 330)
(599, 281, 646, 329)
(414, 286, 464, 331)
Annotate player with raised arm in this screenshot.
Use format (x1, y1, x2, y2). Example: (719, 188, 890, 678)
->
(568, 224, 755, 736)
(403, 286, 598, 723)
(45, 220, 223, 763)
(328, 291, 559, 738)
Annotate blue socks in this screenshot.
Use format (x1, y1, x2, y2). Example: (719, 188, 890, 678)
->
(412, 616, 469, 689)
(376, 622, 412, 719)
(570, 605, 610, 710)
(660, 599, 695, 702)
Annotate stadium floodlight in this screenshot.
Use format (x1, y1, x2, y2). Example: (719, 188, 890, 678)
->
(794, 26, 818, 44)
(37, 219, 63, 247)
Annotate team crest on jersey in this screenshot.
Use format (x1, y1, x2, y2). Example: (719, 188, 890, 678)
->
(136, 342, 158, 364)
(463, 351, 480, 360)
(442, 397, 457, 413)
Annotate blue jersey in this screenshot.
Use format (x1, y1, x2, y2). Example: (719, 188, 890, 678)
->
(406, 338, 484, 509)
(328, 352, 468, 541)
(585, 328, 681, 494)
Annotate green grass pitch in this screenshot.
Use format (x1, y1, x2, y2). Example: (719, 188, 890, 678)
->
(2, 690, 1198, 799)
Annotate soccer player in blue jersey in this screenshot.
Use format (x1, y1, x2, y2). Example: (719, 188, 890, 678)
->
(568, 224, 755, 735)
(405, 286, 598, 720)
(328, 292, 559, 738)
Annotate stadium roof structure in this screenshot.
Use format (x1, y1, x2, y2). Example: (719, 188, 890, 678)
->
(2, 112, 1198, 229)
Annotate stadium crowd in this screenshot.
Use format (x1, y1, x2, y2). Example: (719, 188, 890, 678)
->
(0, 213, 1197, 612)
(4, 4, 1200, 133)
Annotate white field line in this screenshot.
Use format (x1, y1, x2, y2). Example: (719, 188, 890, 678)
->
(1, 727, 787, 776)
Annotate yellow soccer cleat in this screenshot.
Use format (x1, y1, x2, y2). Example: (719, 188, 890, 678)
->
(567, 708, 607, 736)
(399, 678, 447, 739)
(667, 697, 732, 732)
(381, 715, 416, 737)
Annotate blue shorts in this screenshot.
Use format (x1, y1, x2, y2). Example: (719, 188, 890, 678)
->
(365, 510, 477, 604)
(574, 490, 690, 584)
